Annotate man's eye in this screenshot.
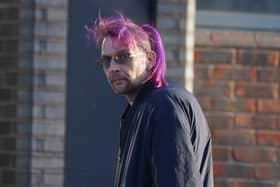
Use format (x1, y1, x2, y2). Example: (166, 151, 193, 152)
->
(101, 56, 111, 62)
(119, 53, 130, 60)
(99, 56, 111, 65)
(103, 56, 112, 60)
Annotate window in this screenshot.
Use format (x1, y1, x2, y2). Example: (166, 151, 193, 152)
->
(196, 0, 280, 31)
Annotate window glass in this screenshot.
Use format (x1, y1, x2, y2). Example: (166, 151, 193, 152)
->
(197, 0, 280, 14)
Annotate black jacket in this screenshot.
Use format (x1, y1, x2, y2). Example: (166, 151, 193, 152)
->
(114, 82, 213, 187)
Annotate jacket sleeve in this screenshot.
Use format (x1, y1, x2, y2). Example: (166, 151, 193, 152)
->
(149, 100, 203, 187)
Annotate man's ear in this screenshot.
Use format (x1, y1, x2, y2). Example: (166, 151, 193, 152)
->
(147, 51, 156, 70)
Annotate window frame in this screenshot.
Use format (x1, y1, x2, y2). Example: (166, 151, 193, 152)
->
(196, 10, 280, 32)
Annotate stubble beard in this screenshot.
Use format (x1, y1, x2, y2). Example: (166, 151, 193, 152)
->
(110, 79, 135, 95)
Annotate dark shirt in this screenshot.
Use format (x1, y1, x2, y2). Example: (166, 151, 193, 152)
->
(114, 82, 213, 187)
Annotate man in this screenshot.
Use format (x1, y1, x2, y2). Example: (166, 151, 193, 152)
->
(87, 13, 213, 187)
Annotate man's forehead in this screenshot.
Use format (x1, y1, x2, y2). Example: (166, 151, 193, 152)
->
(101, 37, 136, 55)
(102, 37, 126, 50)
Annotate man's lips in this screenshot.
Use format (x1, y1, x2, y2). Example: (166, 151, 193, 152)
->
(109, 74, 127, 84)
(110, 79, 126, 84)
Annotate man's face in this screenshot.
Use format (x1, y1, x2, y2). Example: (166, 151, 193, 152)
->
(100, 37, 149, 100)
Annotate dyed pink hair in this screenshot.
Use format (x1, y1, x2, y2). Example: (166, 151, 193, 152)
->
(86, 13, 167, 87)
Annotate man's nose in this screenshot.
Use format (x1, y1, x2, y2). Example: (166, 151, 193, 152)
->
(108, 58, 120, 71)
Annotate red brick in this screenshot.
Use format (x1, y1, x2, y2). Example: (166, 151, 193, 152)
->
(235, 113, 278, 129)
(279, 86, 280, 100)
(237, 50, 279, 67)
(195, 29, 280, 186)
(246, 98, 257, 112)
(233, 147, 277, 162)
(213, 130, 255, 145)
(210, 30, 257, 48)
(194, 81, 233, 97)
(214, 180, 228, 187)
(214, 163, 254, 178)
(278, 149, 280, 164)
(257, 131, 280, 146)
(256, 32, 280, 49)
(274, 84, 279, 99)
(249, 67, 258, 81)
(205, 112, 234, 129)
(215, 98, 256, 112)
(213, 66, 257, 81)
(196, 97, 212, 111)
(235, 114, 252, 128)
(268, 52, 279, 66)
(258, 69, 280, 83)
(195, 30, 212, 46)
(214, 162, 224, 177)
(232, 180, 275, 187)
(194, 48, 235, 65)
(255, 165, 280, 180)
(213, 146, 231, 162)
(235, 82, 276, 98)
(200, 98, 256, 113)
(194, 66, 210, 81)
(214, 66, 234, 81)
(257, 99, 280, 113)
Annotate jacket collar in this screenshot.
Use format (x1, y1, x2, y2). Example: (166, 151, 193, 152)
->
(121, 81, 156, 120)
(133, 80, 156, 104)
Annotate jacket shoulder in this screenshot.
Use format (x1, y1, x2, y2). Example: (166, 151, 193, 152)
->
(145, 82, 196, 107)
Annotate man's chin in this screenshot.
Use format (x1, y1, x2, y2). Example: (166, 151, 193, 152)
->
(111, 86, 127, 95)
(111, 85, 133, 95)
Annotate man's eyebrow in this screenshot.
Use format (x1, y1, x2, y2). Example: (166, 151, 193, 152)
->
(118, 49, 129, 53)
(101, 49, 129, 57)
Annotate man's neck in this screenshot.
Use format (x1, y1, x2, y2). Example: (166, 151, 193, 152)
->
(126, 95, 136, 105)
(125, 86, 143, 104)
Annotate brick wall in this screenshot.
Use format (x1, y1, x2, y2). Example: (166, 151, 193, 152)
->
(30, 0, 68, 186)
(17, 0, 33, 186)
(17, 0, 69, 186)
(195, 29, 280, 186)
(0, 0, 19, 186)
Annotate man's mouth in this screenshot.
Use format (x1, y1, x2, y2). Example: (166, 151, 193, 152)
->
(109, 73, 127, 85)
(113, 79, 126, 83)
